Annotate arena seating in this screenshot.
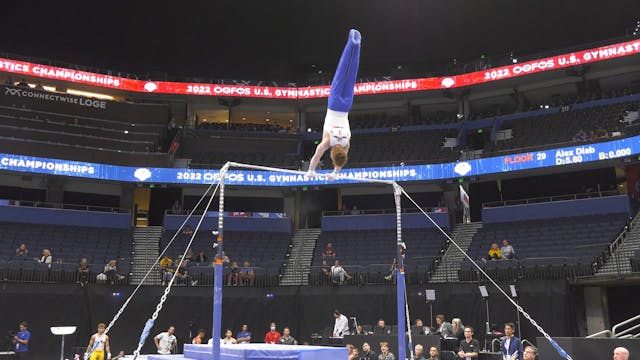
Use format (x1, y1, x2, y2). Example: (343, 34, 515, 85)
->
(160, 230, 290, 286)
(459, 213, 628, 281)
(487, 99, 640, 153)
(310, 228, 447, 285)
(0, 222, 132, 284)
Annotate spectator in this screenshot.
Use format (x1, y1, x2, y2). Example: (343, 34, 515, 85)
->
(320, 260, 331, 284)
(347, 344, 359, 360)
(596, 126, 609, 139)
(414, 344, 426, 360)
(412, 319, 430, 335)
(330, 260, 352, 285)
(227, 261, 240, 286)
(435, 314, 453, 337)
(104, 260, 119, 285)
(278, 327, 297, 345)
(350, 205, 360, 215)
(160, 255, 173, 273)
(500, 322, 523, 360)
(154, 326, 177, 355)
(378, 341, 395, 360)
(322, 243, 337, 261)
(458, 326, 480, 359)
(195, 251, 208, 264)
(78, 258, 90, 286)
(175, 263, 189, 285)
(37, 249, 53, 264)
(239, 261, 255, 286)
(161, 259, 175, 286)
(355, 325, 366, 335)
(15, 243, 28, 257)
(221, 329, 237, 345)
(613, 347, 629, 360)
(333, 309, 349, 338)
(373, 319, 391, 335)
(501, 240, 516, 260)
(114, 351, 126, 359)
(237, 324, 252, 344)
(451, 318, 464, 341)
(264, 322, 281, 344)
(487, 243, 502, 260)
(572, 129, 587, 142)
(192, 329, 206, 344)
(185, 248, 194, 263)
(427, 346, 440, 360)
(221, 251, 230, 264)
(361, 342, 377, 360)
(523, 345, 538, 360)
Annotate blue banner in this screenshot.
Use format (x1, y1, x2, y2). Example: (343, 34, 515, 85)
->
(0, 136, 638, 186)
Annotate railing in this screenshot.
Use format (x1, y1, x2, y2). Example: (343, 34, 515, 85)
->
(586, 329, 612, 338)
(322, 207, 446, 216)
(184, 265, 280, 287)
(0, 259, 131, 285)
(482, 190, 621, 208)
(600, 211, 640, 279)
(2, 199, 130, 214)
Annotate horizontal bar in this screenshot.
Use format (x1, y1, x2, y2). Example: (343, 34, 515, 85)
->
(227, 161, 398, 185)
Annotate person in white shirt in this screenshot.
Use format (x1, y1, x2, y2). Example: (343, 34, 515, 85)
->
(330, 260, 352, 285)
(38, 249, 52, 264)
(221, 329, 237, 345)
(154, 326, 177, 355)
(333, 310, 349, 338)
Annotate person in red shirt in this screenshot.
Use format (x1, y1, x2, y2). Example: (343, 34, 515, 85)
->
(264, 322, 281, 344)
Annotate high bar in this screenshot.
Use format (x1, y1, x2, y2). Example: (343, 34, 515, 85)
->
(225, 161, 398, 186)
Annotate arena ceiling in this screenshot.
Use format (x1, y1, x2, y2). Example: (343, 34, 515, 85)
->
(2, 0, 639, 82)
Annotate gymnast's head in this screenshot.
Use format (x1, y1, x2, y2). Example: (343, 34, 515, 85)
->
(331, 144, 348, 168)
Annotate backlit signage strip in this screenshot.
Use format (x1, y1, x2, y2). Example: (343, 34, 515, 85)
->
(0, 40, 637, 99)
(0, 136, 638, 186)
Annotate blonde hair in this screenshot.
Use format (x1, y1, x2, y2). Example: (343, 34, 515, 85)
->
(331, 144, 348, 167)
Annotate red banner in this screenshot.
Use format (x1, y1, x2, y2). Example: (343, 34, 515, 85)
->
(0, 40, 638, 99)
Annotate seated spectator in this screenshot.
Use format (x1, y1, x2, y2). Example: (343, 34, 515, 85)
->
(185, 248, 194, 263)
(162, 261, 175, 286)
(37, 249, 53, 264)
(427, 346, 440, 360)
(183, 226, 194, 236)
(160, 255, 173, 272)
(350, 205, 360, 215)
(195, 251, 208, 264)
(227, 261, 240, 286)
(361, 342, 377, 360)
(320, 260, 331, 284)
(487, 243, 502, 260)
(15, 243, 28, 257)
(175, 264, 189, 285)
(237, 324, 251, 344)
(373, 319, 391, 335)
(78, 258, 90, 286)
(379, 341, 395, 360)
(523, 345, 537, 360)
(322, 243, 337, 261)
(278, 327, 297, 345)
(221, 329, 237, 345)
(264, 322, 281, 344)
(572, 129, 587, 142)
(239, 261, 255, 286)
(501, 240, 516, 260)
(414, 344, 426, 360)
(330, 260, 352, 285)
(346, 344, 359, 360)
(221, 251, 230, 264)
(104, 260, 120, 285)
(596, 126, 609, 139)
(451, 318, 464, 341)
(192, 329, 206, 344)
(412, 319, 430, 335)
(355, 325, 366, 335)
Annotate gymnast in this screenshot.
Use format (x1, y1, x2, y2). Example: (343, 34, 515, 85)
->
(307, 29, 361, 179)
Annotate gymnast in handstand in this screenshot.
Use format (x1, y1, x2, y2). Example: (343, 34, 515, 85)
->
(307, 29, 361, 179)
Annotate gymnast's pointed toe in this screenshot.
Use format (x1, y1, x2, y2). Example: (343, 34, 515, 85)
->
(349, 29, 361, 45)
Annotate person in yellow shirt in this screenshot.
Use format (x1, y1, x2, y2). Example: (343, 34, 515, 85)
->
(84, 323, 111, 360)
(487, 243, 502, 260)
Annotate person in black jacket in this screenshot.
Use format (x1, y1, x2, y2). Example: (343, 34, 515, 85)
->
(360, 342, 377, 360)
